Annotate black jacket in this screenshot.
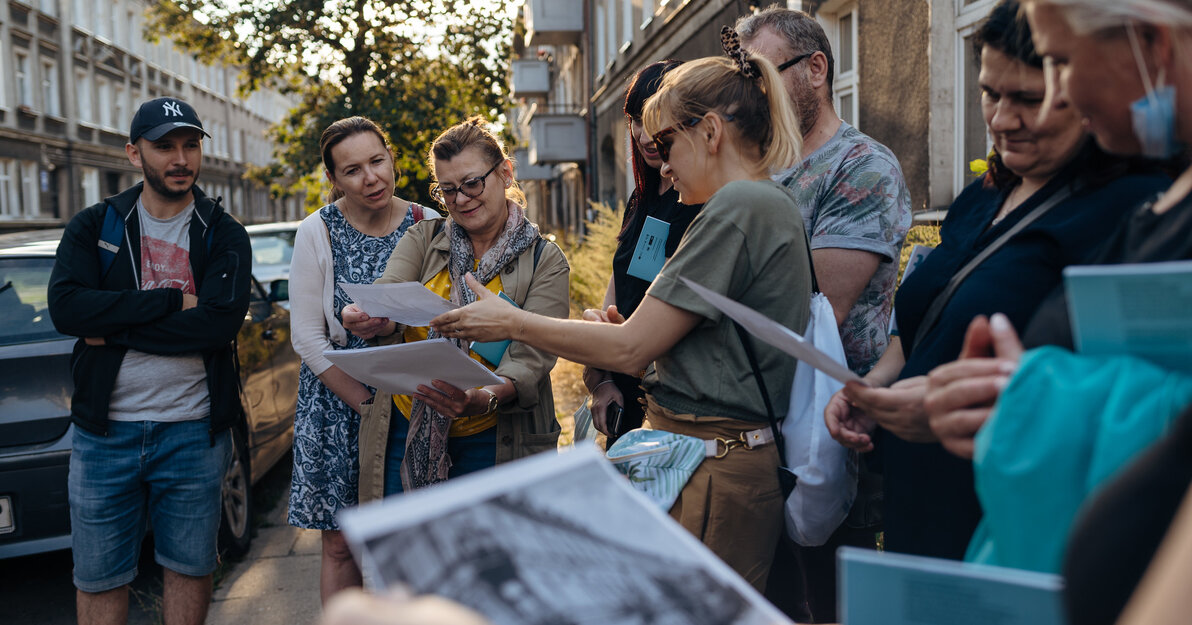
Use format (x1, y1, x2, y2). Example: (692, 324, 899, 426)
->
(48, 183, 251, 436)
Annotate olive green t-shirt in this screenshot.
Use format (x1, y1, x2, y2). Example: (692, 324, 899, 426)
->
(643, 179, 812, 423)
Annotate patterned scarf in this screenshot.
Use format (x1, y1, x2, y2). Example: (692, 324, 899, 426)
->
(400, 201, 540, 490)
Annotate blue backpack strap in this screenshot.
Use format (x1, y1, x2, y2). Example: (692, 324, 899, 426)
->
(97, 203, 123, 277)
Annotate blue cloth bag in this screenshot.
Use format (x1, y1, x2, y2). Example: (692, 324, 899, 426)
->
(967, 346, 1192, 573)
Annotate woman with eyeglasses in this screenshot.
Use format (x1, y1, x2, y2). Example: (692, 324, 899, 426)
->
(341, 117, 569, 502)
(427, 41, 812, 589)
(288, 116, 438, 602)
(582, 59, 700, 445)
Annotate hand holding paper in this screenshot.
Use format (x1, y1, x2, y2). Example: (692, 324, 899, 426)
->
(430, 274, 526, 343)
(340, 282, 458, 327)
(323, 338, 502, 396)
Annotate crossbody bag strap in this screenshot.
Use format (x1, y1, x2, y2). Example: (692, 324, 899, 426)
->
(733, 321, 787, 467)
(910, 184, 1076, 351)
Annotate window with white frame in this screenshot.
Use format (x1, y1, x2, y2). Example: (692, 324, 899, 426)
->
(595, 2, 607, 76)
(20, 161, 39, 217)
(620, 0, 635, 51)
(641, 0, 655, 27)
(954, 0, 997, 195)
(15, 51, 34, 109)
(0, 52, 7, 109)
(72, 0, 89, 31)
(0, 160, 18, 218)
(76, 70, 92, 122)
(113, 82, 126, 130)
(81, 167, 101, 207)
(96, 76, 113, 129)
(822, 3, 859, 128)
(41, 57, 61, 117)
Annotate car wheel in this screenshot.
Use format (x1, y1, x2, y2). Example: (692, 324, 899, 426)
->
(220, 428, 253, 557)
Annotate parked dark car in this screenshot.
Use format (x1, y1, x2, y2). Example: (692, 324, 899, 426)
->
(0, 228, 297, 558)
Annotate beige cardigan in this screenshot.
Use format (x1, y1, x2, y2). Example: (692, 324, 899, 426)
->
(357, 217, 571, 502)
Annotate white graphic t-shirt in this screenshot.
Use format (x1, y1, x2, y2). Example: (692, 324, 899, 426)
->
(108, 199, 211, 422)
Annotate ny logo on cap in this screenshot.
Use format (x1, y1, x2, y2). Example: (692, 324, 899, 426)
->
(162, 101, 183, 117)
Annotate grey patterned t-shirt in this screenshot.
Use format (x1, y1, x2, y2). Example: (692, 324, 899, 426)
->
(774, 121, 911, 375)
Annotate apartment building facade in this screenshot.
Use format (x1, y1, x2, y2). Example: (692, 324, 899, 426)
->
(512, 0, 1008, 227)
(0, 0, 299, 230)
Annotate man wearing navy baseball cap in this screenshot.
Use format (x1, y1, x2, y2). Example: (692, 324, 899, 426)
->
(48, 96, 250, 625)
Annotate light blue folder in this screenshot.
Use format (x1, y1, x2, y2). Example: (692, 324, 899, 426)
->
(469, 291, 518, 366)
(627, 216, 670, 282)
(838, 547, 1067, 625)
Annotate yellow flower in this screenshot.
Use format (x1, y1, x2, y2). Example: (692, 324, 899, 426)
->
(969, 158, 989, 176)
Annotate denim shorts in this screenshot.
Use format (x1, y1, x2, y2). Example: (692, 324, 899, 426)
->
(384, 412, 497, 496)
(69, 417, 231, 592)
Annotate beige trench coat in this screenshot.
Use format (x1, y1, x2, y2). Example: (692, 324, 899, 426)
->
(357, 217, 570, 502)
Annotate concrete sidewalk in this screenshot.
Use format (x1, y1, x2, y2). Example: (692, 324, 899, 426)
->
(208, 500, 322, 625)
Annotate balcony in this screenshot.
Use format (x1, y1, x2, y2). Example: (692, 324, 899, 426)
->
(514, 149, 553, 181)
(528, 113, 587, 164)
(511, 59, 551, 99)
(525, 0, 583, 47)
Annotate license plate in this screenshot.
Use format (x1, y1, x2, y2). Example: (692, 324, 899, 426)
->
(0, 496, 13, 534)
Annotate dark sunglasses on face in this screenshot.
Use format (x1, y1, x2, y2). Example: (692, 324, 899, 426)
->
(777, 51, 814, 72)
(650, 117, 705, 162)
(650, 113, 736, 162)
(431, 160, 503, 204)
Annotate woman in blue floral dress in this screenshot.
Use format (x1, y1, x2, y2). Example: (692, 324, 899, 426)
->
(287, 117, 435, 603)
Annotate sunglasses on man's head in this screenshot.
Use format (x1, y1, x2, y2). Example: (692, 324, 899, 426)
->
(430, 160, 503, 204)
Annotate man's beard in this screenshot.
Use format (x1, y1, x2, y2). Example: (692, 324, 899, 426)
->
(789, 70, 822, 136)
(143, 165, 197, 199)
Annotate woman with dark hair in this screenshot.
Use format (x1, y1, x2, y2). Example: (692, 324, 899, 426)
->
(288, 116, 436, 602)
(823, 0, 1170, 560)
(584, 60, 700, 441)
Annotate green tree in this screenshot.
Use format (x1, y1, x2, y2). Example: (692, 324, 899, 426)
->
(146, 0, 512, 207)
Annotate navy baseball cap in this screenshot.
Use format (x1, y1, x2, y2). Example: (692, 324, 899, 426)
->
(128, 97, 211, 143)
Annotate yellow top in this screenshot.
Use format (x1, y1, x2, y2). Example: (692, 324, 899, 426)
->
(392, 265, 503, 437)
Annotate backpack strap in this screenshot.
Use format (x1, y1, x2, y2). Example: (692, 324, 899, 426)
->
(97, 203, 124, 277)
(533, 236, 547, 269)
(411, 204, 425, 223)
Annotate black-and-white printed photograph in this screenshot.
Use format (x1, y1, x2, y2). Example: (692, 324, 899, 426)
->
(340, 448, 790, 625)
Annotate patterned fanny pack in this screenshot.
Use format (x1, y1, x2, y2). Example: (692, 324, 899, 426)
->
(606, 427, 773, 510)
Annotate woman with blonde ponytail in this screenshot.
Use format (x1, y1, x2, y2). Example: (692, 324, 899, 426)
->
(430, 35, 815, 589)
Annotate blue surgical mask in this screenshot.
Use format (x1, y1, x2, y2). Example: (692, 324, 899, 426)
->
(1130, 84, 1181, 159)
(1127, 26, 1184, 159)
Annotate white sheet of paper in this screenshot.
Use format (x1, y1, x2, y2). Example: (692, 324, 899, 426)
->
(680, 277, 862, 384)
(323, 338, 501, 395)
(339, 281, 457, 327)
(339, 446, 792, 625)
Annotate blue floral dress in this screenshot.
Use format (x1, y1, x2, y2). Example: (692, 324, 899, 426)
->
(288, 203, 424, 530)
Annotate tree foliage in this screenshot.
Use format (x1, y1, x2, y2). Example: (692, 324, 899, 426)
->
(146, 0, 512, 207)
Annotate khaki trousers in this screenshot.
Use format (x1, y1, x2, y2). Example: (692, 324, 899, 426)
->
(645, 395, 784, 591)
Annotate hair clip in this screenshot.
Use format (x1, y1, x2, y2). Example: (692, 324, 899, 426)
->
(720, 26, 759, 79)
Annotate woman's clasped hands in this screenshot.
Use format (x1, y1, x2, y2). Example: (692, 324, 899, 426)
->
(923, 313, 1023, 459)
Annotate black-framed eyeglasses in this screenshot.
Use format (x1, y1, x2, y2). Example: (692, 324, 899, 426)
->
(431, 160, 503, 204)
(777, 52, 814, 72)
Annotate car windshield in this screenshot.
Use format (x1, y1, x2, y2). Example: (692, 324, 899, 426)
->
(0, 258, 64, 346)
(249, 231, 295, 268)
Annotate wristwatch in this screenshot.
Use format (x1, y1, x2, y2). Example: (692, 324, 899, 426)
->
(480, 388, 500, 414)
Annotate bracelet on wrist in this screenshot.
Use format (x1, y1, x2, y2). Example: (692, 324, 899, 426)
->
(592, 378, 616, 393)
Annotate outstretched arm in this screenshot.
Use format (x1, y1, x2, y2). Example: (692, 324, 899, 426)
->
(432, 273, 700, 375)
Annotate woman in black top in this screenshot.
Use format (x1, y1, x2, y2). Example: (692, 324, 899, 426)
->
(927, 0, 1192, 462)
(824, 0, 1170, 560)
(583, 60, 700, 442)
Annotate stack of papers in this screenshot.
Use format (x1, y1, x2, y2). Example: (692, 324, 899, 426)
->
(339, 281, 457, 327)
(323, 339, 502, 395)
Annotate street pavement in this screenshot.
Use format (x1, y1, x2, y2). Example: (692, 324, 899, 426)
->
(208, 478, 322, 625)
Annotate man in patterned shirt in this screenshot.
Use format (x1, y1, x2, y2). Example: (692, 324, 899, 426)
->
(738, 5, 911, 622)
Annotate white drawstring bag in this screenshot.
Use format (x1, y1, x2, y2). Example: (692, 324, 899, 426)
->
(781, 291, 858, 546)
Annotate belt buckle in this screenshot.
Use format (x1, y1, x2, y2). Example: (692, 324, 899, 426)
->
(713, 432, 753, 459)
